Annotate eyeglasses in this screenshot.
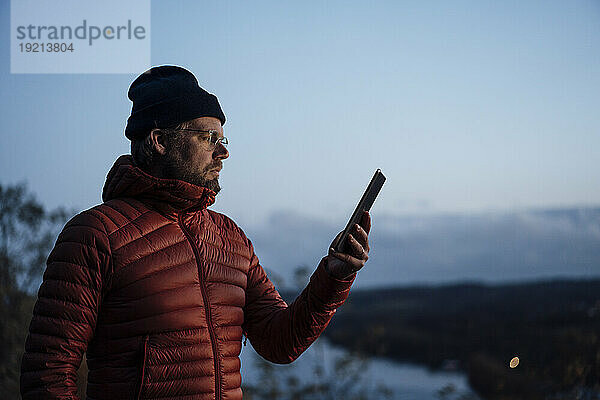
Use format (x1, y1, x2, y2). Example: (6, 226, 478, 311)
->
(173, 129, 229, 148)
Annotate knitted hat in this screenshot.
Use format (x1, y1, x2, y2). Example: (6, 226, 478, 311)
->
(125, 65, 226, 140)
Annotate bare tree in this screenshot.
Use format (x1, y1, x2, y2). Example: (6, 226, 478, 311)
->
(0, 183, 71, 397)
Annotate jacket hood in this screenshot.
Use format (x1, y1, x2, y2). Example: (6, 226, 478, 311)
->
(102, 155, 216, 215)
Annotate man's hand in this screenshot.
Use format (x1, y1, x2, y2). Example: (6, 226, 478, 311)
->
(326, 211, 371, 280)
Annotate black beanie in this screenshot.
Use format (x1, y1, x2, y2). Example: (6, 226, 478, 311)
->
(125, 65, 226, 140)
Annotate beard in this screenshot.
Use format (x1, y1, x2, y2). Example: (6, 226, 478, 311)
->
(159, 136, 222, 194)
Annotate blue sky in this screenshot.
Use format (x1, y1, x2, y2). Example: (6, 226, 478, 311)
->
(1, 1, 599, 284)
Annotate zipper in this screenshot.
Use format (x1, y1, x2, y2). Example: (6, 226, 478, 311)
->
(177, 211, 222, 400)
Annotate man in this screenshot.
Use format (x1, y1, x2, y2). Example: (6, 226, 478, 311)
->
(20, 66, 371, 399)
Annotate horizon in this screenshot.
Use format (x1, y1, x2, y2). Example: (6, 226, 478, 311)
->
(3, 179, 600, 289)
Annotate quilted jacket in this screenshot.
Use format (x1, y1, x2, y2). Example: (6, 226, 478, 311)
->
(20, 155, 355, 400)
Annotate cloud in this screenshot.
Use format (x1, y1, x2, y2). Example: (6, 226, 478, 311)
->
(243, 208, 600, 288)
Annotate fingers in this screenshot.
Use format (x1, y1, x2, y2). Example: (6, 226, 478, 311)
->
(360, 211, 371, 235)
(347, 233, 368, 260)
(329, 245, 368, 275)
(330, 214, 370, 252)
(328, 214, 370, 258)
(353, 223, 370, 253)
(329, 232, 368, 262)
(326, 211, 372, 277)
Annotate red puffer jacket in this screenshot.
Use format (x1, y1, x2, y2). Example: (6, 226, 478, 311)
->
(20, 155, 355, 400)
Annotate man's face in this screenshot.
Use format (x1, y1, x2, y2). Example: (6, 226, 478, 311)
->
(160, 116, 229, 194)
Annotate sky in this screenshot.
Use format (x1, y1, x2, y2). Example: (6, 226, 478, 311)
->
(1, 0, 599, 286)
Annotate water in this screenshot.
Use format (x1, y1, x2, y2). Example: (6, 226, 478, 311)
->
(240, 337, 475, 399)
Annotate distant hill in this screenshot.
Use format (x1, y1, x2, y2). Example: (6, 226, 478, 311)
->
(306, 278, 600, 399)
(251, 207, 600, 287)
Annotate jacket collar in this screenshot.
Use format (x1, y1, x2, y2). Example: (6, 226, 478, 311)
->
(102, 155, 216, 216)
